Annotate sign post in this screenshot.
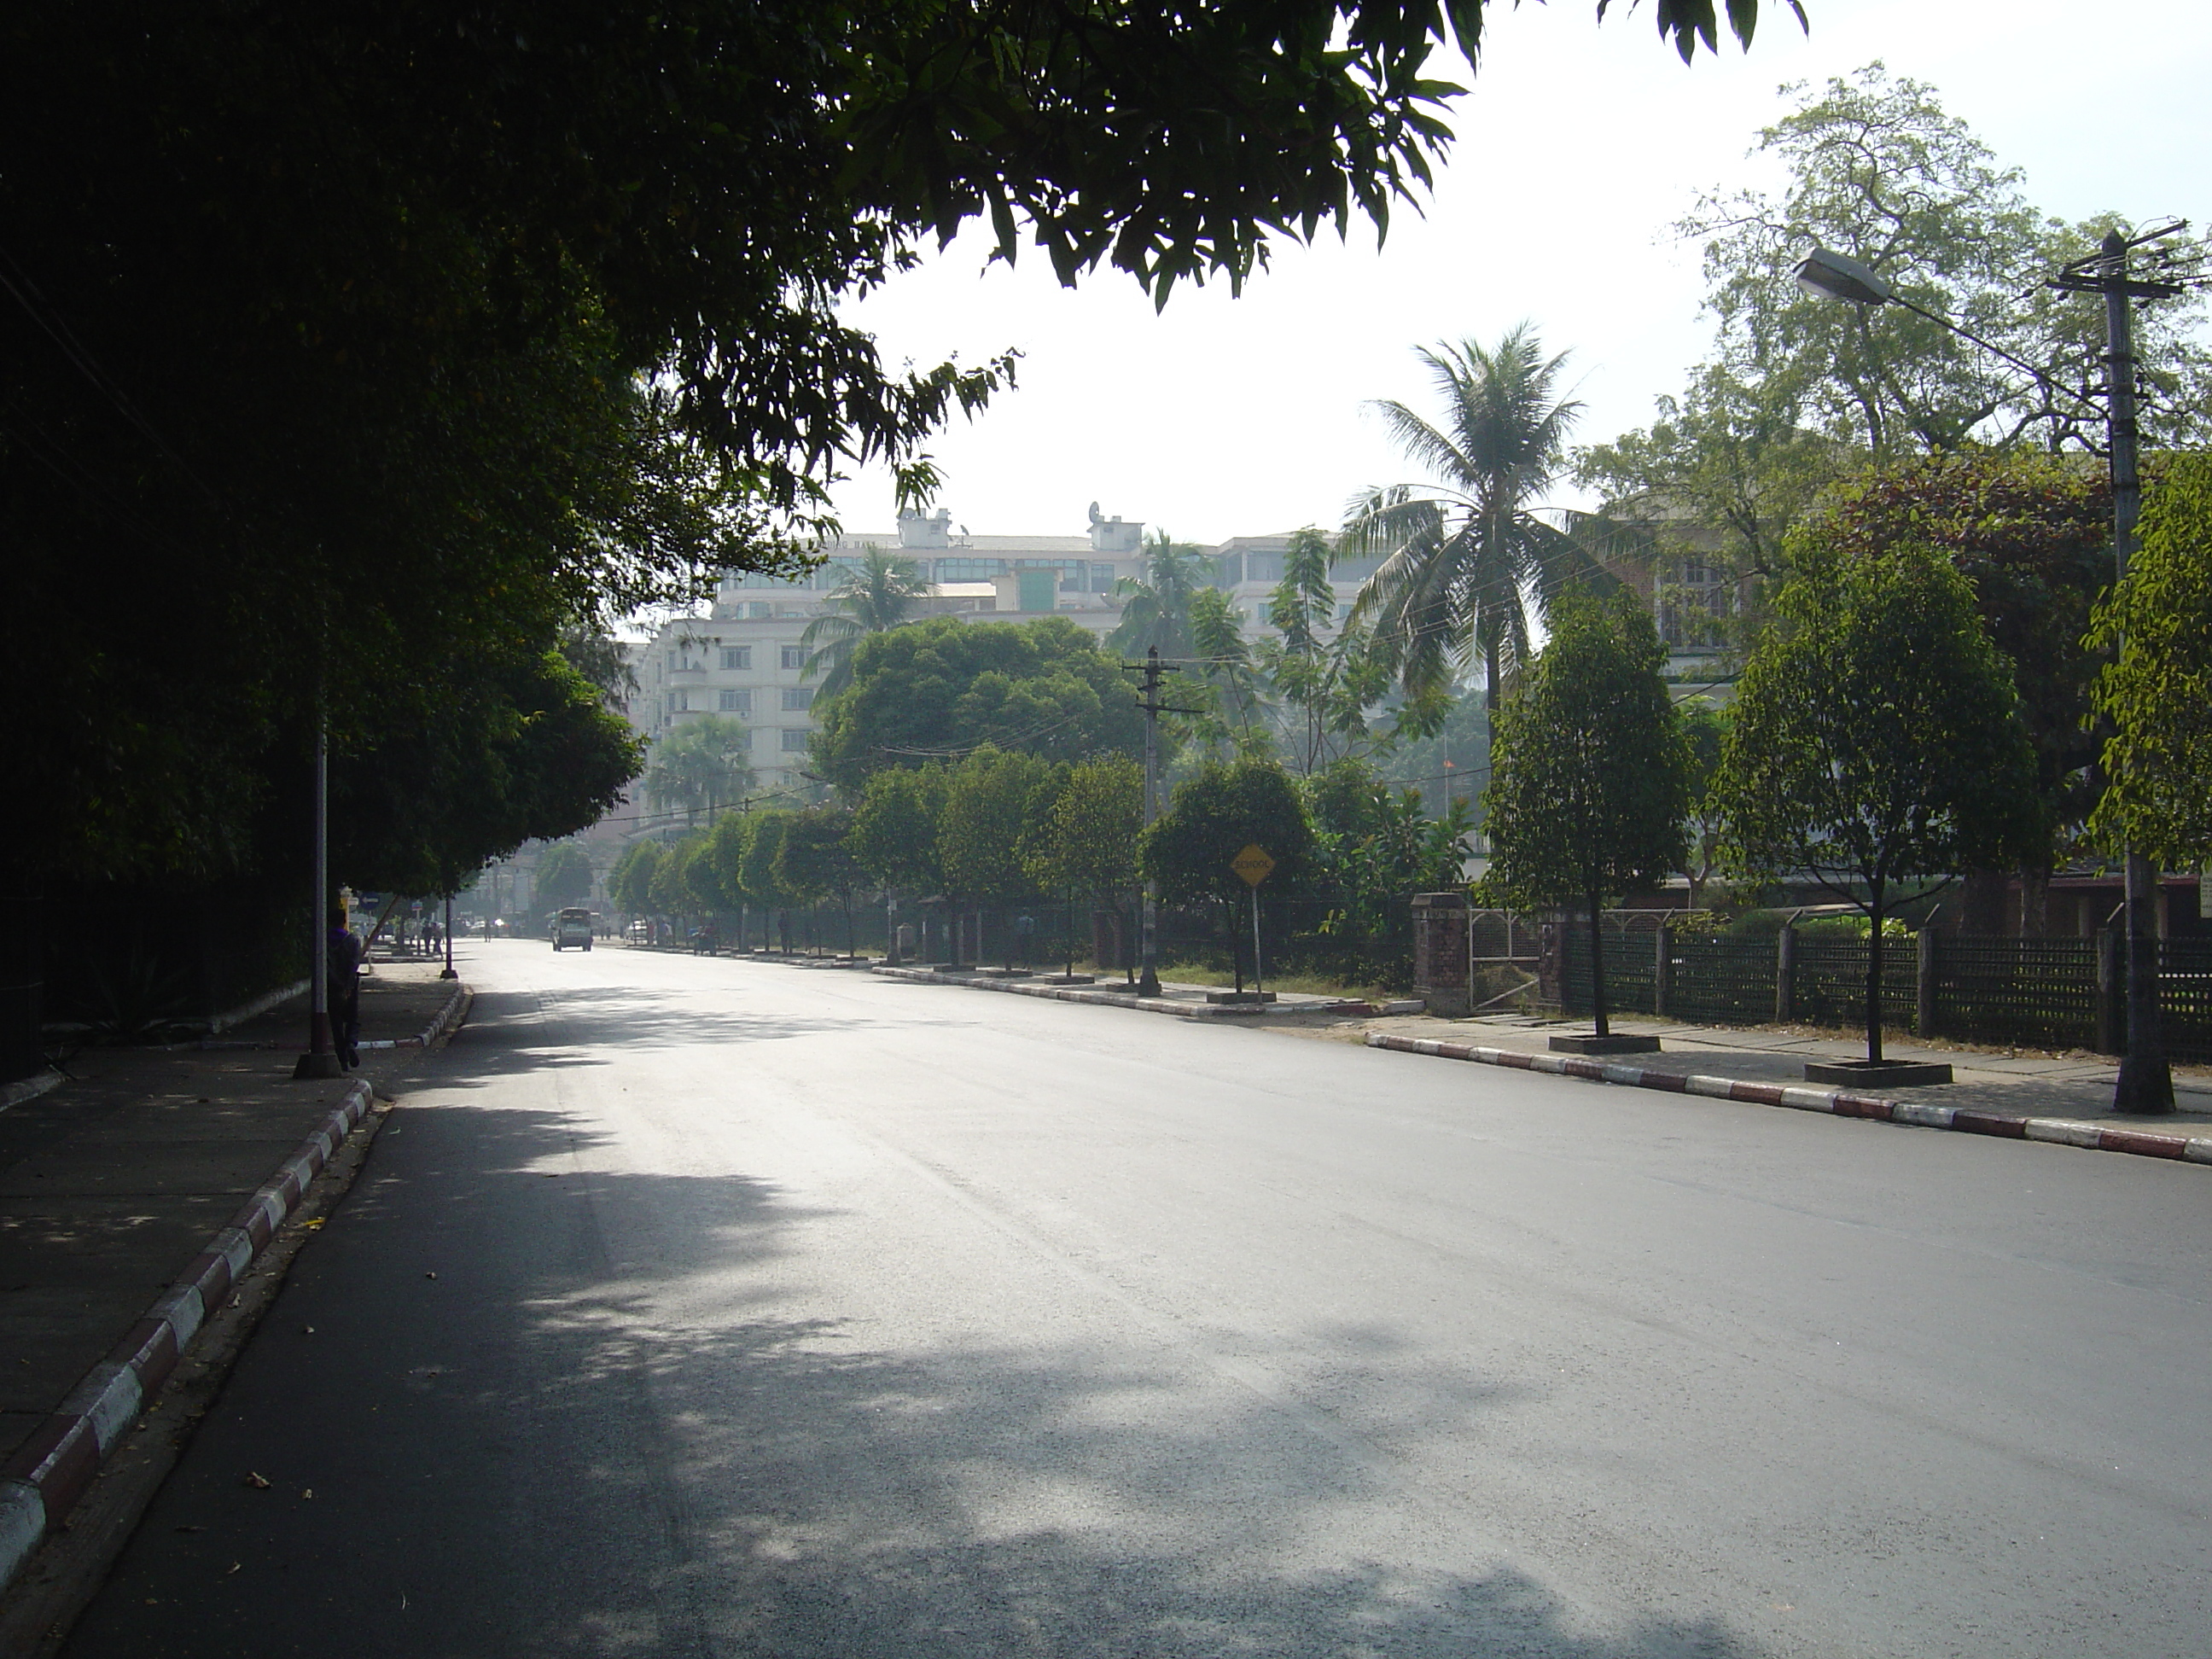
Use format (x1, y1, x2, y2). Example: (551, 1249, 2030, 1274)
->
(1231, 843, 1276, 997)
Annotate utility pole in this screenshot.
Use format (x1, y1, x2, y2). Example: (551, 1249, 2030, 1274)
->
(1124, 646, 1198, 998)
(293, 724, 341, 1080)
(2053, 228, 2184, 1113)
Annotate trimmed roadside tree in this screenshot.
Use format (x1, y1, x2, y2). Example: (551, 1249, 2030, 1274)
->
(1025, 754, 1144, 980)
(937, 748, 1056, 969)
(707, 812, 758, 948)
(740, 812, 796, 952)
(607, 841, 662, 919)
(1479, 591, 1688, 1039)
(847, 765, 948, 962)
(2088, 452, 2212, 866)
(777, 806, 866, 956)
(1717, 540, 2040, 1062)
(1139, 759, 1318, 993)
(534, 841, 597, 912)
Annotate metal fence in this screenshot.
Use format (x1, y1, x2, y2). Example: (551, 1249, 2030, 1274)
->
(1559, 925, 2212, 1061)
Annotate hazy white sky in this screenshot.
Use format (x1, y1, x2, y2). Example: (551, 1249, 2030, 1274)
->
(826, 0, 2211, 544)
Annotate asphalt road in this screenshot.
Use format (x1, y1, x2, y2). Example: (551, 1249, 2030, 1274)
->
(63, 941, 2212, 1656)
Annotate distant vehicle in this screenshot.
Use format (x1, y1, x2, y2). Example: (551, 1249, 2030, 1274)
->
(553, 907, 594, 952)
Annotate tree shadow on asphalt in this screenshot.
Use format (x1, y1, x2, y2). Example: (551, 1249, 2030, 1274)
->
(457, 981, 940, 1058)
(67, 1087, 1765, 1659)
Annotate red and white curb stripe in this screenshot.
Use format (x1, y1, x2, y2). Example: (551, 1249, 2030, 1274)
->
(356, 981, 470, 1051)
(0, 1080, 377, 1594)
(1364, 1033, 2212, 1167)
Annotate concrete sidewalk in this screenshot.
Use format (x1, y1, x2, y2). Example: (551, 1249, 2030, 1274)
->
(1301, 1007, 2212, 1129)
(0, 960, 465, 1568)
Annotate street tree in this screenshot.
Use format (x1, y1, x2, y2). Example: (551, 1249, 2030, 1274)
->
(2088, 454, 2212, 868)
(1478, 591, 1688, 1038)
(1025, 755, 1145, 979)
(649, 835, 713, 928)
(938, 749, 1058, 967)
(607, 841, 663, 918)
(705, 813, 762, 948)
(533, 842, 597, 912)
(740, 813, 797, 952)
(644, 717, 756, 828)
(811, 617, 1144, 794)
(1716, 540, 2040, 1062)
(1341, 326, 1613, 756)
(847, 765, 948, 960)
(1140, 759, 1319, 993)
(799, 547, 932, 698)
(777, 806, 868, 955)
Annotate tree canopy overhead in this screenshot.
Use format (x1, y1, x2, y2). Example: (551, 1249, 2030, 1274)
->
(3, 1, 1795, 896)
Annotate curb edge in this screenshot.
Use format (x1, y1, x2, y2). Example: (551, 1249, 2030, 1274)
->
(1361, 1032, 2212, 1168)
(0, 1078, 376, 1595)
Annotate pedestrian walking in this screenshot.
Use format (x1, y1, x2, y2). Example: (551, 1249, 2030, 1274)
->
(326, 907, 364, 1068)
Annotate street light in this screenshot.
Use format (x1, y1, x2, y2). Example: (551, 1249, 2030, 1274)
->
(1792, 232, 2184, 1114)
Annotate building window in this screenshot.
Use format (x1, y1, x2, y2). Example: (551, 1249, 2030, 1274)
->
(781, 687, 812, 711)
(933, 556, 1009, 582)
(719, 689, 752, 714)
(719, 647, 751, 671)
(780, 645, 806, 671)
(748, 602, 772, 620)
(670, 689, 690, 712)
(780, 728, 810, 752)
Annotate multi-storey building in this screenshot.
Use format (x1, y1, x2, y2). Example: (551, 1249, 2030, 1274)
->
(1211, 533, 1382, 637)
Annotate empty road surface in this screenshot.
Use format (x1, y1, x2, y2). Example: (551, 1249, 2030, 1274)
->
(65, 941, 2212, 1656)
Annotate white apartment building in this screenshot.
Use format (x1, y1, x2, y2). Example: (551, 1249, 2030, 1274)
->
(627, 510, 1402, 812)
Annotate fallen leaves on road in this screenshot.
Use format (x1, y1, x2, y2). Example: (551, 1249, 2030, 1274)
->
(242, 1471, 271, 1489)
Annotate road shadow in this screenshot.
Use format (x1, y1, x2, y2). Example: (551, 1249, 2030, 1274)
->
(66, 1074, 1766, 1659)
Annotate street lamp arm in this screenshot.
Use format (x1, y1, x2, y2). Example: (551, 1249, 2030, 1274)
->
(1883, 294, 2106, 422)
(1793, 247, 2104, 423)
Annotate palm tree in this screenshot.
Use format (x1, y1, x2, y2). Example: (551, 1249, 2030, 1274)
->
(799, 544, 930, 696)
(1341, 324, 1610, 735)
(645, 715, 756, 827)
(1104, 530, 1212, 661)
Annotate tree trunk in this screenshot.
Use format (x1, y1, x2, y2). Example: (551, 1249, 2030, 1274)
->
(1865, 883, 1886, 1064)
(2019, 864, 2052, 939)
(1230, 899, 1245, 994)
(1586, 886, 1610, 1039)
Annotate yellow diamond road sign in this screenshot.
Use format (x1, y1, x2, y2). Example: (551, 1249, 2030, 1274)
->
(1231, 843, 1275, 887)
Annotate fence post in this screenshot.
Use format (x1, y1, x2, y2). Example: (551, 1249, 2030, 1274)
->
(1773, 924, 1796, 1024)
(1653, 923, 1671, 1019)
(1916, 926, 1939, 1038)
(2095, 927, 2123, 1054)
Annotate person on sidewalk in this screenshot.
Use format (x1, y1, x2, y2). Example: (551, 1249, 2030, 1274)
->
(327, 908, 364, 1068)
